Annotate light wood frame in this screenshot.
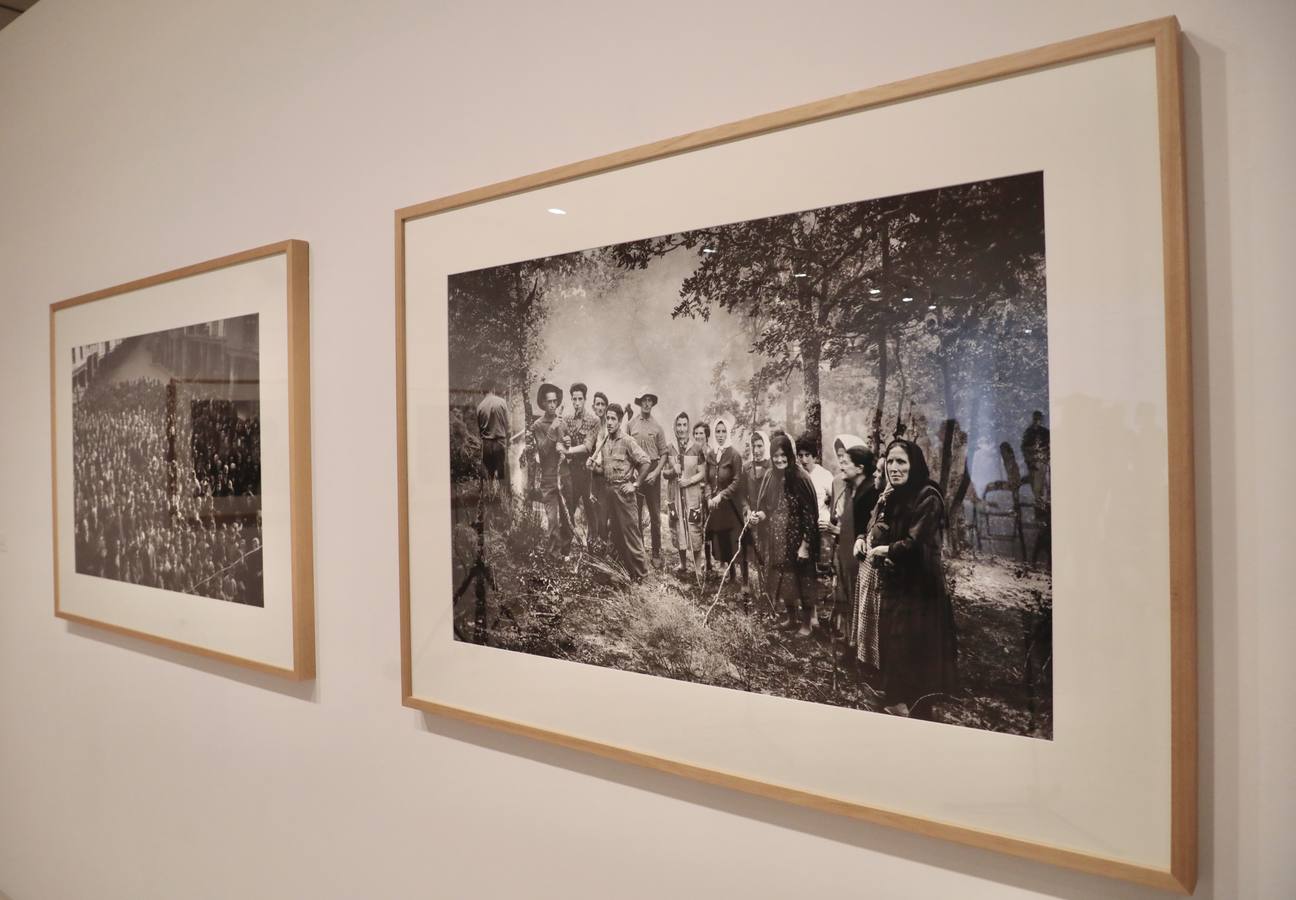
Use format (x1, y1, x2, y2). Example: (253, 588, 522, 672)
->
(51, 240, 315, 679)
(395, 19, 1194, 891)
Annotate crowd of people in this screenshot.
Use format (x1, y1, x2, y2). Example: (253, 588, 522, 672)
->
(189, 398, 261, 497)
(475, 379, 970, 721)
(72, 377, 264, 606)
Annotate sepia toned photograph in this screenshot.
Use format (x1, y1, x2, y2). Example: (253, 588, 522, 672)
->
(71, 314, 264, 606)
(445, 172, 1052, 737)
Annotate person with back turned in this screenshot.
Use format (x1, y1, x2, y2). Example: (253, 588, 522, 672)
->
(476, 379, 510, 507)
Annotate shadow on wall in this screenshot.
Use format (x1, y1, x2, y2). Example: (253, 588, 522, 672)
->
(63, 622, 318, 703)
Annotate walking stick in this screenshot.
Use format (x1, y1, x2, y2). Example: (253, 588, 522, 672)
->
(830, 595, 840, 697)
(703, 515, 755, 624)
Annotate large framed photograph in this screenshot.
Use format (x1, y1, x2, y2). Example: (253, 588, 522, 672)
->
(51, 240, 315, 679)
(397, 19, 1194, 891)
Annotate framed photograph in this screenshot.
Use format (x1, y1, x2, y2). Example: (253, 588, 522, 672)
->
(397, 18, 1193, 891)
(51, 240, 315, 679)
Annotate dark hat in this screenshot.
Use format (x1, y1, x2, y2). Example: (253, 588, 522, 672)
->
(536, 382, 563, 407)
(634, 386, 658, 406)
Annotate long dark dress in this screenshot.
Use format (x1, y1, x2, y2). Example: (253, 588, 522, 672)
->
(755, 466, 820, 619)
(876, 483, 958, 717)
(706, 445, 745, 564)
(742, 458, 771, 585)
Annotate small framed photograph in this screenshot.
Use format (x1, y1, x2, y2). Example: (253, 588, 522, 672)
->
(396, 19, 1194, 891)
(50, 240, 314, 678)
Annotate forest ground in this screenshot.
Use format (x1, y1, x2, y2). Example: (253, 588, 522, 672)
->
(452, 504, 1052, 739)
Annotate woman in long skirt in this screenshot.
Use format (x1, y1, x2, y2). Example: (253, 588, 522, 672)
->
(828, 434, 869, 636)
(741, 429, 771, 604)
(864, 439, 959, 720)
(748, 433, 820, 635)
(677, 421, 711, 577)
(853, 453, 889, 673)
(705, 417, 745, 579)
(830, 441, 878, 662)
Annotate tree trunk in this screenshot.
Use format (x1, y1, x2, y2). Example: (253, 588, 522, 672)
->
(872, 220, 892, 454)
(936, 331, 958, 495)
(517, 367, 538, 427)
(948, 469, 972, 557)
(802, 339, 822, 451)
(517, 370, 539, 500)
(872, 325, 888, 454)
(945, 387, 982, 555)
(891, 331, 908, 438)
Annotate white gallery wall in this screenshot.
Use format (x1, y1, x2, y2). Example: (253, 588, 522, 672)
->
(0, 1, 1291, 898)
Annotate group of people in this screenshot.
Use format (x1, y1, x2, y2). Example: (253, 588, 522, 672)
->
(189, 398, 261, 498)
(476, 380, 960, 719)
(72, 378, 264, 606)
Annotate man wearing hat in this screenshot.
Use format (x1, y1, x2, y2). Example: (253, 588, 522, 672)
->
(529, 382, 572, 554)
(627, 387, 668, 566)
(587, 402, 650, 579)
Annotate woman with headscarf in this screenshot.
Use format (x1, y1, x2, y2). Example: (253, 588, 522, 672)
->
(831, 438, 879, 658)
(676, 420, 712, 577)
(861, 439, 958, 720)
(828, 434, 868, 635)
(705, 416, 746, 580)
(852, 453, 888, 674)
(748, 433, 820, 635)
(740, 429, 771, 604)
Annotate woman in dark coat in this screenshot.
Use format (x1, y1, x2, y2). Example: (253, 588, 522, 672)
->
(705, 417, 745, 575)
(748, 433, 820, 635)
(740, 429, 771, 602)
(833, 443, 879, 661)
(866, 439, 958, 720)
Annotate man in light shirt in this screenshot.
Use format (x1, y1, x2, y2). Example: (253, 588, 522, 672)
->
(796, 431, 837, 569)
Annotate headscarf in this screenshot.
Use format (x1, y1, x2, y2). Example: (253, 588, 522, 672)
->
(712, 416, 732, 447)
(883, 438, 939, 500)
(768, 432, 798, 484)
(673, 410, 691, 431)
(750, 429, 770, 461)
(833, 433, 867, 456)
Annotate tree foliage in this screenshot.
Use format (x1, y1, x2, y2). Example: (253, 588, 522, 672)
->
(610, 172, 1046, 479)
(448, 249, 625, 416)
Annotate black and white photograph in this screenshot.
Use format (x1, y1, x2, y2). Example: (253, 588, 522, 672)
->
(447, 171, 1052, 737)
(71, 313, 264, 607)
